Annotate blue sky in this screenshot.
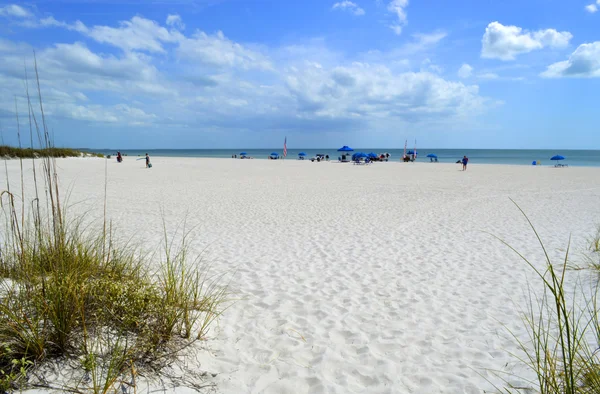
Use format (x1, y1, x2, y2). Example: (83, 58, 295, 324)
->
(0, 0, 599, 149)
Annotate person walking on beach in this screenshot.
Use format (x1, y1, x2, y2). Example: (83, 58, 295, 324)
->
(462, 155, 469, 171)
(145, 153, 151, 168)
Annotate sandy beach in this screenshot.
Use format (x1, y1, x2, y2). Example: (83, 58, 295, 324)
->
(4, 157, 600, 393)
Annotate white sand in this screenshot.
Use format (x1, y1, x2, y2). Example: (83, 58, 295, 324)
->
(4, 157, 600, 393)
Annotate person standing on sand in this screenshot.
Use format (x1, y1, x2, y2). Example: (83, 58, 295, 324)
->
(462, 155, 469, 171)
(145, 153, 151, 168)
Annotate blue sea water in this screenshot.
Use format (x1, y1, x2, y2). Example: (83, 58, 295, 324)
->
(81, 148, 600, 167)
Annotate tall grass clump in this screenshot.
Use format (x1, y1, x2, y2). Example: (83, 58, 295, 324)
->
(491, 201, 600, 394)
(0, 145, 84, 159)
(0, 56, 229, 393)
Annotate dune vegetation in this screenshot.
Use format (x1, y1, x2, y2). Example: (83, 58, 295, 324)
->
(0, 57, 228, 393)
(492, 203, 600, 394)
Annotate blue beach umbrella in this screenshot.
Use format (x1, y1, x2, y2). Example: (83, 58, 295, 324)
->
(368, 152, 378, 158)
(426, 154, 437, 158)
(240, 152, 247, 155)
(406, 150, 418, 155)
(270, 152, 279, 156)
(550, 155, 565, 161)
(338, 145, 354, 152)
(298, 152, 306, 156)
(354, 152, 367, 158)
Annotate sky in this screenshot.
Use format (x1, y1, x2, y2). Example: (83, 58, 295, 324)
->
(0, 0, 599, 149)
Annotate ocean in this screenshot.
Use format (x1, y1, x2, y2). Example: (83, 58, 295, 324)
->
(80, 148, 600, 167)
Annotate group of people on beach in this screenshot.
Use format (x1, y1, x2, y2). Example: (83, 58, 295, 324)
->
(115, 152, 152, 168)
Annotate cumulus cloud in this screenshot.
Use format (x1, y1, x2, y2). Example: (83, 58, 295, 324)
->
(332, 1, 365, 16)
(388, 0, 409, 35)
(481, 21, 572, 60)
(458, 64, 473, 79)
(0, 4, 31, 18)
(541, 41, 600, 78)
(0, 12, 492, 138)
(285, 63, 486, 120)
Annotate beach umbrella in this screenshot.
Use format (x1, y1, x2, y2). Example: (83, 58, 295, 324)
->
(354, 152, 367, 158)
(368, 152, 378, 158)
(270, 152, 279, 156)
(298, 152, 306, 156)
(337, 146, 354, 152)
(240, 152, 247, 155)
(406, 150, 417, 155)
(426, 154, 437, 158)
(550, 155, 565, 161)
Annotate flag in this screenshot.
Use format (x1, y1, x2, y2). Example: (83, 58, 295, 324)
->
(403, 140, 407, 159)
(283, 137, 287, 157)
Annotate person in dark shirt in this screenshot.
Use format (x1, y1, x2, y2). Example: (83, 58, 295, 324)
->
(145, 153, 151, 168)
(462, 155, 469, 171)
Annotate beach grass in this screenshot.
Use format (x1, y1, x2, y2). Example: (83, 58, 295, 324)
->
(490, 202, 600, 394)
(586, 227, 600, 273)
(0, 145, 104, 159)
(0, 57, 228, 392)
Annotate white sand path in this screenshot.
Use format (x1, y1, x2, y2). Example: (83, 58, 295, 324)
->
(4, 157, 600, 393)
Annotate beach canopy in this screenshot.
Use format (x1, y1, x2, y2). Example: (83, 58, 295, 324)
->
(337, 146, 354, 152)
(298, 152, 306, 156)
(426, 154, 438, 158)
(270, 152, 279, 156)
(406, 150, 418, 155)
(550, 155, 565, 161)
(240, 152, 247, 155)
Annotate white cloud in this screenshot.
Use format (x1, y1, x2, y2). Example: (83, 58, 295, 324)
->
(541, 41, 600, 78)
(481, 21, 572, 60)
(36, 15, 270, 71)
(407, 31, 447, 51)
(585, 4, 598, 13)
(0, 12, 492, 137)
(284, 63, 486, 120)
(166, 14, 185, 29)
(47, 102, 156, 125)
(0, 4, 31, 18)
(177, 30, 272, 70)
(332, 1, 365, 16)
(40, 16, 88, 33)
(388, 0, 408, 35)
(86, 16, 182, 53)
(478, 72, 499, 80)
(458, 64, 473, 79)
